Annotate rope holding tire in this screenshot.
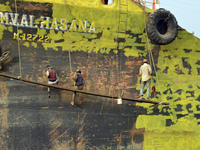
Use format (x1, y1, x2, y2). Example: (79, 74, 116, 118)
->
(146, 8, 178, 45)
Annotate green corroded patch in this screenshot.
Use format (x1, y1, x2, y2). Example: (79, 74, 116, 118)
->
(0, 2, 12, 12)
(0, 24, 7, 40)
(23, 42, 30, 47)
(142, 131, 200, 150)
(33, 2, 149, 57)
(0, 0, 148, 57)
(136, 29, 200, 149)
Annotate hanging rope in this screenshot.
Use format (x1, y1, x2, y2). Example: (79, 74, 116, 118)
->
(116, 0, 120, 96)
(14, 0, 22, 80)
(64, 0, 72, 73)
(141, 0, 164, 103)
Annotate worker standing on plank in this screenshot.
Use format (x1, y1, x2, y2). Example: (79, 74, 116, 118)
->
(139, 59, 152, 100)
(71, 69, 84, 105)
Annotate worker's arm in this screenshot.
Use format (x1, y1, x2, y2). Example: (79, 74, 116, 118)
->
(46, 70, 49, 77)
(72, 73, 78, 81)
(138, 67, 142, 77)
(149, 66, 153, 79)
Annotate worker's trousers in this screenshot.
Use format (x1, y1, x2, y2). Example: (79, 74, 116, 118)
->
(140, 79, 151, 98)
(72, 85, 83, 102)
(48, 80, 58, 93)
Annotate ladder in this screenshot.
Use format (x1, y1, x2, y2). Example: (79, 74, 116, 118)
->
(114, 0, 128, 98)
(116, 0, 128, 50)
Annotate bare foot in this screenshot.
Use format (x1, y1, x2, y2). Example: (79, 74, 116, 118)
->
(71, 101, 74, 105)
(139, 96, 143, 100)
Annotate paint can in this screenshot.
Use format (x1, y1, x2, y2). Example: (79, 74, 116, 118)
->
(117, 97, 122, 104)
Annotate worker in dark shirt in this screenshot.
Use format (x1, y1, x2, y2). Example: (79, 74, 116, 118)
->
(71, 69, 84, 105)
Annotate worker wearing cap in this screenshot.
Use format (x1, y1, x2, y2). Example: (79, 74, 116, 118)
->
(71, 69, 84, 105)
(139, 59, 152, 100)
(46, 65, 59, 98)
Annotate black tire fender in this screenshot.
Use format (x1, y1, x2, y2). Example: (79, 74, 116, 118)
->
(146, 8, 178, 45)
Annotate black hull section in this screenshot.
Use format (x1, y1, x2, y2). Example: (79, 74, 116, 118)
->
(1, 78, 147, 149)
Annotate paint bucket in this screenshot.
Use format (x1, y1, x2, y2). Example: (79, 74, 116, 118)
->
(117, 97, 122, 104)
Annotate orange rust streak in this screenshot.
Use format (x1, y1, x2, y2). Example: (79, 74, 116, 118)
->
(48, 123, 62, 135)
(42, 107, 49, 109)
(51, 130, 68, 143)
(16, 115, 23, 119)
(2, 105, 8, 108)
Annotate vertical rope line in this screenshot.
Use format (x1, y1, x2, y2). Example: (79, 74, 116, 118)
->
(116, 53, 120, 95)
(14, 0, 22, 80)
(64, 0, 72, 73)
(116, 0, 121, 96)
(142, 1, 164, 102)
(113, 0, 120, 98)
(149, 48, 164, 102)
(111, 3, 118, 103)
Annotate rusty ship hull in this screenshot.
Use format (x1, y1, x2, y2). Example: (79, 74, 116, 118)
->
(0, 0, 200, 149)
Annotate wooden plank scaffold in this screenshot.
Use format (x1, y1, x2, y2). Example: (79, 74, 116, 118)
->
(0, 73, 169, 105)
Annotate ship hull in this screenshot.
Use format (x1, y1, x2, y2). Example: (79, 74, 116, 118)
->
(1, 0, 200, 149)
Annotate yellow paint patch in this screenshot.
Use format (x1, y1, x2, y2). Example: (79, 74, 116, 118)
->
(143, 131, 200, 150)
